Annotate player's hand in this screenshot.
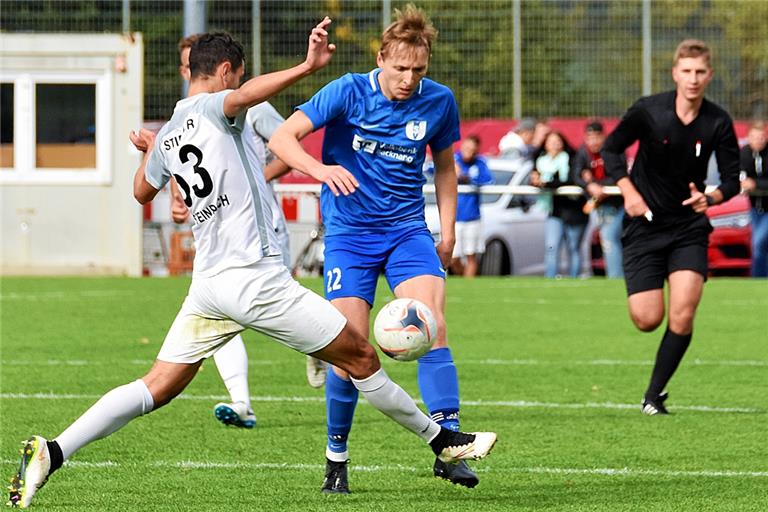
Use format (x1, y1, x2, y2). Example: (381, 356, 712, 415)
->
(316, 164, 359, 197)
(436, 238, 455, 269)
(129, 128, 156, 153)
(171, 195, 190, 223)
(305, 17, 336, 71)
(682, 182, 708, 213)
(623, 189, 651, 219)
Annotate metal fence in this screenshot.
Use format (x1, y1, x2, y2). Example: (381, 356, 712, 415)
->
(2, 0, 766, 121)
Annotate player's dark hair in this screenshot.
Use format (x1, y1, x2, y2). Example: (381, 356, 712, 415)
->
(673, 39, 711, 66)
(466, 134, 481, 146)
(380, 4, 437, 58)
(189, 32, 245, 80)
(177, 34, 202, 54)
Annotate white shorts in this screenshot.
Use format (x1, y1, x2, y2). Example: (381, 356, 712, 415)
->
(157, 256, 346, 363)
(453, 220, 485, 258)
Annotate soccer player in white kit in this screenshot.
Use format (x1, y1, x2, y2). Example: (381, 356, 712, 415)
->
(8, 19, 496, 509)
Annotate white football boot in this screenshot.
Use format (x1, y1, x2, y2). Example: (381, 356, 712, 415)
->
(213, 402, 256, 429)
(306, 356, 328, 389)
(434, 431, 497, 464)
(8, 436, 51, 508)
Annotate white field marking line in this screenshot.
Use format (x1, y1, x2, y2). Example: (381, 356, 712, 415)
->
(465, 358, 768, 367)
(1, 458, 766, 479)
(447, 295, 768, 307)
(4, 358, 765, 368)
(0, 290, 135, 301)
(0, 392, 762, 414)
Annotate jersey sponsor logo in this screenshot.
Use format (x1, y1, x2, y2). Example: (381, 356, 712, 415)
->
(192, 194, 230, 225)
(352, 135, 418, 163)
(405, 120, 427, 141)
(352, 134, 378, 154)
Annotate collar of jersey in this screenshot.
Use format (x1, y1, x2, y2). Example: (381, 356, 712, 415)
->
(367, 68, 423, 105)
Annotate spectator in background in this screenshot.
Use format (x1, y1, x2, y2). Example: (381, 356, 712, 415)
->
(572, 121, 627, 278)
(498, 117, 537, 165)
(740, 121, 768, 277)
(531, 131, 589, 278)
(453, 135, 495, 277)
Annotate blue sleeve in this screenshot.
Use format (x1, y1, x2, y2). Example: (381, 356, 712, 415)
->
(296, 75, 351, 130)
(429, 93, 461, 153)
(473, 158, 495, 185)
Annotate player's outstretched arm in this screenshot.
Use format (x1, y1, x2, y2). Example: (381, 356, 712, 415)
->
(223, 17, 336, 119)
(433, 147, 458, 267)
(269, 110, 359, 196)
(129, 128, 161, 205)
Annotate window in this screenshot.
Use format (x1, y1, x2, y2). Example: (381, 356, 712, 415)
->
(1, 83, 12, 168)
(0, 73, 111, 185)
(35, 84, 96, 169)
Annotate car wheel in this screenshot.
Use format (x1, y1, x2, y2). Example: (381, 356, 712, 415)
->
(480, 239, 510, 275)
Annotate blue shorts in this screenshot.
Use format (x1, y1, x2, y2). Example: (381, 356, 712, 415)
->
(323, 225, 445, 305)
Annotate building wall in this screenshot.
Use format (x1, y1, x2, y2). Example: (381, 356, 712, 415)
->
(0, 33, 144, 276)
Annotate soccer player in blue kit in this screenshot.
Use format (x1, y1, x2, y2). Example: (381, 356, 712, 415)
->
(270, 5, 479, 492)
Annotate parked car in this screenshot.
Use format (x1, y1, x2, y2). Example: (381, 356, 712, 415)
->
(424, 158, 552, 275)
(590, 194, 752, 276)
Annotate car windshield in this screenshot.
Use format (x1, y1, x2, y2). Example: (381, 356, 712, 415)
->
(423, 167, 517, 205)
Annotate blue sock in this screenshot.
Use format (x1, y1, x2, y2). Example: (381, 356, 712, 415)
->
(417, 347, 460, 432)
(325, 369, 359, 460)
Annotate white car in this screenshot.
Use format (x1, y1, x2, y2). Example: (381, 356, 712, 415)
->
(424, 158, 551, 275)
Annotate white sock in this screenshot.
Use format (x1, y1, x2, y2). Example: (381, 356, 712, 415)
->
(213, 335, 251, 407)
(54, 379, 154, 460)
(351, 368, 441, 443)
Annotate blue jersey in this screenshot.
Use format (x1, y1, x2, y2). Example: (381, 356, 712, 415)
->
(298, 70, 461, 235)
(455, 152, 494, 222)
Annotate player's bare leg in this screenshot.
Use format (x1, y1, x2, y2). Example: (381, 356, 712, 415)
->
(10, 360, 201, 508)
(636, 270, 705, 415)
(395, 275, 479, 487)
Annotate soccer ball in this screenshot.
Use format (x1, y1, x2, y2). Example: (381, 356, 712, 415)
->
(373, 298, 437, 362)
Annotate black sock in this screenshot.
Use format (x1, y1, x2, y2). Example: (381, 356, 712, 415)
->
(429, 428, 452, 456)
(47, 440, 64, 474)
(645, 328, 692, 400)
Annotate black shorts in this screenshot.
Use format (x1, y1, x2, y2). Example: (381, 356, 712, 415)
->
(621, 214, 713, 296)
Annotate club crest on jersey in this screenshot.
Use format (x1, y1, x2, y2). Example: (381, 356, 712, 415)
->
(405, 120, 427, 141)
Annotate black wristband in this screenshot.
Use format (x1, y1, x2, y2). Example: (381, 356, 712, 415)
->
(706, 195, 716, 207)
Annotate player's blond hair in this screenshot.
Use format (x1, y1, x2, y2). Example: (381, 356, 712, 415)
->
(380, 4, 437, 58)
(673, 39, 711, 66)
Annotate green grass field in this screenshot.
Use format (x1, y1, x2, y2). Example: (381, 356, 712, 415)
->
(1, 276, 766, 511)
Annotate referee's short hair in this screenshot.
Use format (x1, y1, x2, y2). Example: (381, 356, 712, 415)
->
(673, 39, 711, 67)
(189, 32, 245, 80)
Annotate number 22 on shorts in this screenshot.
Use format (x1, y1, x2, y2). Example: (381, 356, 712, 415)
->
(326, 267, 342, 293)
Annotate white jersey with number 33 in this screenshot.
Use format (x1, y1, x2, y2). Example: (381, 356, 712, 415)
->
(145, 90, 281, 277)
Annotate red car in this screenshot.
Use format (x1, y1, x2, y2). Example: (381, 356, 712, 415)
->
(590, 194, 752, 276)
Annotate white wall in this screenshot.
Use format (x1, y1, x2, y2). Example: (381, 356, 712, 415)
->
(0, 33, 144, 276)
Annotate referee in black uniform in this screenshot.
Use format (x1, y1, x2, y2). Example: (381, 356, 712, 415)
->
(603, 39, 741, 415)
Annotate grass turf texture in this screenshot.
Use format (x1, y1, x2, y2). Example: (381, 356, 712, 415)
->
(1, 276, 766, 511)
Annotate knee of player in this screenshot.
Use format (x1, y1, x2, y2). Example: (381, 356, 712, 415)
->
(631, 311, 664, 332)
(346, 342, 380, 378)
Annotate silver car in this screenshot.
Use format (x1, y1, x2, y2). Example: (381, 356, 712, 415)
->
(424, 158, 550, 275)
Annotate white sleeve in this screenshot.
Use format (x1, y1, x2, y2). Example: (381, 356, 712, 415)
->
(246, 102, 285, 141)
(144, 144, 169, 190)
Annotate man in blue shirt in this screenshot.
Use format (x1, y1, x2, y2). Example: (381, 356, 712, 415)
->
(453, 135, 494, 277)
(270, 5, 481, 493)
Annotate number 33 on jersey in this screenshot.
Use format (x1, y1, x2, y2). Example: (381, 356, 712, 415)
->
(143, 90, 283, 277)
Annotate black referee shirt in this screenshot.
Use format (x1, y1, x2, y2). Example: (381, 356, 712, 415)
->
(604, 90, 741, 224)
